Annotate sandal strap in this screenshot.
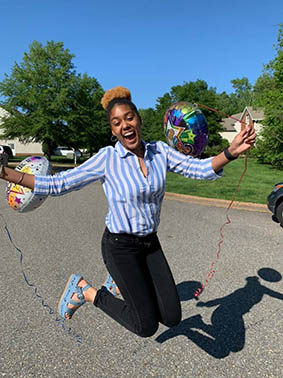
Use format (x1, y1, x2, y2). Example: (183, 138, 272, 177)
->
(66, 284, 90, 311)
(65, 306, 76, 317)
(69, 298, 86, 306)
(82, 283, 91, 292)
(103, 274, 119, 296)
(58, 274, 91, 319)
(75, 283, 91, 300)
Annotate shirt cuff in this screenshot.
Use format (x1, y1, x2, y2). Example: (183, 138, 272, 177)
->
(206, 157, 223, 180)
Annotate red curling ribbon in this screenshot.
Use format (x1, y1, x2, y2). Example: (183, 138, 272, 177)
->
(194, 104, 252, 297)
(197, 103, 247, 126)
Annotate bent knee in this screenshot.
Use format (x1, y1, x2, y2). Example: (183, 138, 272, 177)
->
(162, 310, 182, 328)
(136, 320, 159, 338)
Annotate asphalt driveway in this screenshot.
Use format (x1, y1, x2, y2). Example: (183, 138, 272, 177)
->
(0, 181, 283, 378)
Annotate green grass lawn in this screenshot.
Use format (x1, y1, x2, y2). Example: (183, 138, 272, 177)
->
(166, 158, 283, 204)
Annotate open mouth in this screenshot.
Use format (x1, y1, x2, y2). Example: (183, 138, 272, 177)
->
(123, 130, 136, 141)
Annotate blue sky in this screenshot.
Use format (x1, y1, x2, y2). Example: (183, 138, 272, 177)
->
(0, 0, 282, 109)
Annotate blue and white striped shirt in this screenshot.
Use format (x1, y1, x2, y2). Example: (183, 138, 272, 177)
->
(34, 141, 222, 236)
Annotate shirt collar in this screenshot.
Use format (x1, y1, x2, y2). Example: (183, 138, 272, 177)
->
(115, 140, 149, 158)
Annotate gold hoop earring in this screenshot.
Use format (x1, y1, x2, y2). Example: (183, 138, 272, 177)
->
(110, 135, 118, 142)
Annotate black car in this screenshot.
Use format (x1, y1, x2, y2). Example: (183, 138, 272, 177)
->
(267, 182, 283, 227)
(0, 145, 13, 157)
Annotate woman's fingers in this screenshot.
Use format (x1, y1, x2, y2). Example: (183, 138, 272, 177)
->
(244, 130, 256, 143)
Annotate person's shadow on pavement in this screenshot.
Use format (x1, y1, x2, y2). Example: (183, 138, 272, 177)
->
(156, 268, 283, 359)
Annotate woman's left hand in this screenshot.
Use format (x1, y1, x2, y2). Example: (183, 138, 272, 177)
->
(229, 125, 257, 157)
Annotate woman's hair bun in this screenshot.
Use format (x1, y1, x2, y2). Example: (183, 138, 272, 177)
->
(101, 86, 132, 110)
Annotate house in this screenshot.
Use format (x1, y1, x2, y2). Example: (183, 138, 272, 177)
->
(220, 106, 264, 143)
(0, 107, 43, 156)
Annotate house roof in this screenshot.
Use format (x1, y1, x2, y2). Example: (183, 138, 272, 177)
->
(241, 106, 265, 121)
(221, 112, 242, 131)
(221, 107, 264, 131)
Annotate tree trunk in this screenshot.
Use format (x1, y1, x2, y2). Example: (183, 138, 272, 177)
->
(89, 145, 94, 157)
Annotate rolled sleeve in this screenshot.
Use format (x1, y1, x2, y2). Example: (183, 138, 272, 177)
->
(199, 157, 223, 180)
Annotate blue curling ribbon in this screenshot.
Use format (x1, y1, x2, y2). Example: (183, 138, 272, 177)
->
(0, 213, 83, 345)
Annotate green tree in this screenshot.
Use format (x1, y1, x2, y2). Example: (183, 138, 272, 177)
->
(0, 40, 77, 159)
(216, 91, 241, 116)
(68, 74, 110, 155)
(141, 80, 228, 155)
(139, 107, 165, 142)
(230, 77, 254, 112)
(253, 73, 276, 107)
(255, 24, 283, 169)
(154, 92, 173, 139)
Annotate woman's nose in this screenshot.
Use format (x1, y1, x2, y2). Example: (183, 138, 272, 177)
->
(122, 121, 131, 129)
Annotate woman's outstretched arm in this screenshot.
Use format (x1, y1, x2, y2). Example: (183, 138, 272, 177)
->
(0, 166, 35, 189)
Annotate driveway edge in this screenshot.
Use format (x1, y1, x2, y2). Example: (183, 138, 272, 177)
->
(164, 192, 269, 213)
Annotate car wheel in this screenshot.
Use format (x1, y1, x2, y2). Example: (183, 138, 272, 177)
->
(275, 202, 283, 227)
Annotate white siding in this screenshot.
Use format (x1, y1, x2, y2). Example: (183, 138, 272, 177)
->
(220, 120, 263, 144)
(0, 107, 43, 155)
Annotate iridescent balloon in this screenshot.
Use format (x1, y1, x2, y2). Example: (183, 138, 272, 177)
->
(164, 101, 208, 156)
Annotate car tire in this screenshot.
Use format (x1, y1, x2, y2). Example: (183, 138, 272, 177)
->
(275, 202, 283, 227)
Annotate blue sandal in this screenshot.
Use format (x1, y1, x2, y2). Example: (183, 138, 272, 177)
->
(58, 274, 91, 319)
(103, 273, 120, 297)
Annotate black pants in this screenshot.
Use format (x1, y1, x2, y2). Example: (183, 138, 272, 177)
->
(94, 228, 181, 337)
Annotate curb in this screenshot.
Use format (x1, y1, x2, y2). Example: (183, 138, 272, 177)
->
(164, 192, 269, 213)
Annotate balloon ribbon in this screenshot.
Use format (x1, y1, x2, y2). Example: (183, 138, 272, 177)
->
(0, 212, 83, 345)
(194, 103, 253, 297)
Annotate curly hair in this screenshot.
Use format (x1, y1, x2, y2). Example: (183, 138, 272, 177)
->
(101, 86, 131, 110)
(101, 86, 141, 123)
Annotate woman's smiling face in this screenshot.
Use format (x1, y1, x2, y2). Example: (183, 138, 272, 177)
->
(110, 104, 142, 154)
